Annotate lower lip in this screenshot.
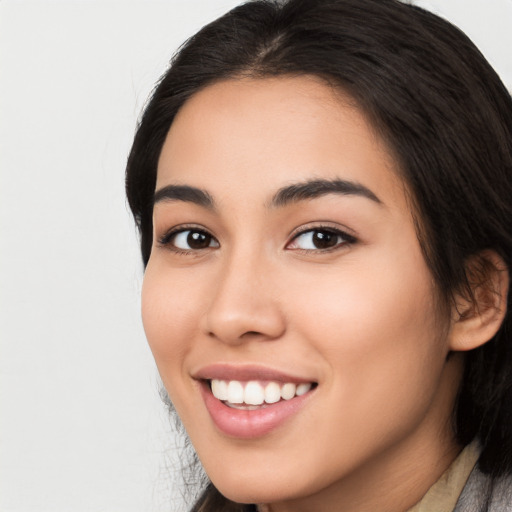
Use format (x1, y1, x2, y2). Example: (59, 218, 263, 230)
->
(199, 381, 314, 439)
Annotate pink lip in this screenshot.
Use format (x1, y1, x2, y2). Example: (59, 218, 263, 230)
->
(194, 364, 316, 439)
(193, 363, 314, 384)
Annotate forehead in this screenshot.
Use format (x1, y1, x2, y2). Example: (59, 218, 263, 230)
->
(156, 75, 407, 211)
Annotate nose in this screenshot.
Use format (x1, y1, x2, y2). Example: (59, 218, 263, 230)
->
(203, 253, 286, 345)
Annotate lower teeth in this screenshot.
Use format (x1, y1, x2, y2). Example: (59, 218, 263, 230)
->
(224, 402, 271, 410)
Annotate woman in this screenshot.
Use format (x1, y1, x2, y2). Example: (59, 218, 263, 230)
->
(126, 0, 512, 510)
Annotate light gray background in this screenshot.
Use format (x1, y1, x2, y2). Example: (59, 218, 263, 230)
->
(1, 1, 511, 511)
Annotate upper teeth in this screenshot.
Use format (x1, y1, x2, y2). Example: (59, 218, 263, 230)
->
(211, 379, 312, 405)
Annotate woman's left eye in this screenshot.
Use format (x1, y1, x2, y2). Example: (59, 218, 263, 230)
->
(287, 228, 355, 251)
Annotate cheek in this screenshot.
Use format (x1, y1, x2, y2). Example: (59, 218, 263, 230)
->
(141, 261, 203, 374)
(292, 250, 439, 342)
(288, 246, 448, 421)
(272, 256, 450, 489)
(140, 261, 213, 435)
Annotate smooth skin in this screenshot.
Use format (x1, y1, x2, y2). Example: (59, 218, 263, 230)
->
(142, 76, 507, 511)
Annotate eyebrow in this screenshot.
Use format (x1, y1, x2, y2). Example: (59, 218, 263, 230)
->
(153, 178, 382, 210)
(153, 184, 215, 209)
(269, 178, 382, 208)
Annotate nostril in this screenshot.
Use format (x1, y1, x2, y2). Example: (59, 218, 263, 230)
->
(204, 297, 286, 344)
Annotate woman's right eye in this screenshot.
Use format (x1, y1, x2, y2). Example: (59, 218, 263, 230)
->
(159, 228, 220, 252)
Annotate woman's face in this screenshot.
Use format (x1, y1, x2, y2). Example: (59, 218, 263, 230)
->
(142, 76, 462, 510)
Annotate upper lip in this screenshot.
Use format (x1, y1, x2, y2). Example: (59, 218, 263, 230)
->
(193, 363, 316, 384)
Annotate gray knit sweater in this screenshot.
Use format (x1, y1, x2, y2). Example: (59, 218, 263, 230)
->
(454, 466, 512, 512)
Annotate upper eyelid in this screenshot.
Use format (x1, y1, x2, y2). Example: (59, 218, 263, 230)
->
(288, 222, 357, 240)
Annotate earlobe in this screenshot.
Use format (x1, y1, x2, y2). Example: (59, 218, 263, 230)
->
(449, 250, 509, 352)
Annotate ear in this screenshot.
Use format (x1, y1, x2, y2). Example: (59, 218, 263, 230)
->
(449, 250, 509, 352)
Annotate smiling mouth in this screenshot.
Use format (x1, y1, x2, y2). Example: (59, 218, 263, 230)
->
(197, 372, 318, 438)
(209, 379, 317, 409)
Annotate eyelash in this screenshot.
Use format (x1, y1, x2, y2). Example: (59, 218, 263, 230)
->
(158, 224, 219, 255)
(157, 224, 357, 254)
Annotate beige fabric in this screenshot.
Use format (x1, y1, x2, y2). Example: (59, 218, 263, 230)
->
(406, 442, 480, 512)
(257, 442, 480, 512)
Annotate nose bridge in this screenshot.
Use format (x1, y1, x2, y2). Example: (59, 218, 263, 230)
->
(204, 242, 285, 344)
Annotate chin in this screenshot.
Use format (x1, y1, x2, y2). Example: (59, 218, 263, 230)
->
(213, 481, 287, 506)
(206, 463, 321, 507)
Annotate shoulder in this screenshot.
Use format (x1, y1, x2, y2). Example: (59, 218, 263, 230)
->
(454, 465, 512, 512)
